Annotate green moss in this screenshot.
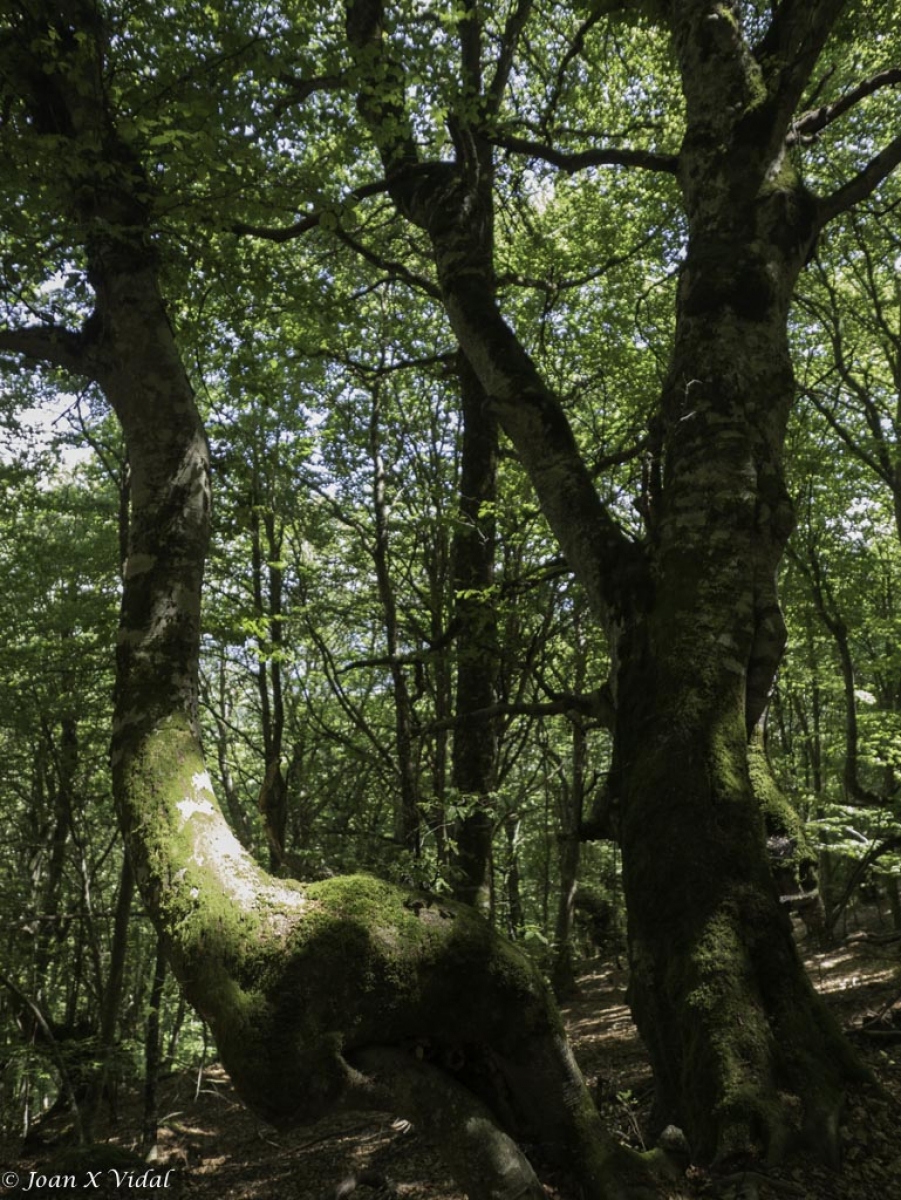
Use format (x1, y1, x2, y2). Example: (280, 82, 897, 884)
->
(117, 714, 574, 1133)
(708, 711, 753, 804)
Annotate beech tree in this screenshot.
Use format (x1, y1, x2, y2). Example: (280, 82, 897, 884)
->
(341, 0, 901, 1165)
(3, 0, 901, 1195)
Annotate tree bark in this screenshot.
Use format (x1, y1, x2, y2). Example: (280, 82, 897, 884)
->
(344, 0, 879, 1167)
(552, 615, 592, 997)
(552, 724, 587, 999)
(141, 938, 167, 1158)
(451, 351, 500, 913)
(250, 486, 290, 870)
(368, 384, 421, 852)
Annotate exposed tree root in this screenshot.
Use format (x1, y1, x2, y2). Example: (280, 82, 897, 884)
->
(347, 1046, 547, 1200)
(335, 1167, 398, 1199)
(339, 1043, 681, 1200)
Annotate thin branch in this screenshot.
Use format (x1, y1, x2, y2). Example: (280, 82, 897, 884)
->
(273, 71, 347, 116)
(231, 177, 396, 242)
(788, 541, 886, 809)
(541, 10, 604, 135)
(497, 224, 665, 295)
(0, 973, 86, 1144)
(803, 386, 890, 487)
(802, 63, 838, 113)
(590, 437, 648, 478)
(334, 227, 442, 299)
(426, 684, 615, 734)
(487, 0, 534, 115)
(331, 349, 456, 377)
(340, 618, 462, 675)
(230, 214, 319, 242)
(298, 610, 398, 776)
(828, 836, 901, 932)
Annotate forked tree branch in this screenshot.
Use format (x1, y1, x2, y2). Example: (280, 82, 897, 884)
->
(753, 0, 849, 134)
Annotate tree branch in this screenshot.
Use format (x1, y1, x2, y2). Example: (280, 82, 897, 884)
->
(487, 0, 534, 115)
(426, 684, 616, 734)
(804, 386, 891, 487)
(792, 68, 901, 143)
(273, 71, 347, 115)
(540, 10, 605, 135)
(345, 0, 648, 625)
(816, 130, 901, 229)
(496, 224, 665, 295)
(334, 227, 442, 299)
(488, 131, 678, 175)
(788, 541, 886, 809)
(753, 0, 848, 135)
(231, 177, 396, 241)
(0, 321, 93, 376)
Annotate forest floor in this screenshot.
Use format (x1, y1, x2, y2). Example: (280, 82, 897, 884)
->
(3, 916, 900, 1200)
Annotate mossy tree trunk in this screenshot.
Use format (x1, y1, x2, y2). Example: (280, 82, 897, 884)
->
(0, 5, 668, 1197)
(612, 297, 856, 1156)
(345, 0, 900, 1167)
(612, 5, 878, 1158)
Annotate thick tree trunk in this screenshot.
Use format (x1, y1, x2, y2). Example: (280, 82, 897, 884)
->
(615, 619, 857, 1162)
(607, 6, 872, 1138)
(342, 0, 878, 1164)
(429, 215, 864, 1161)
(602, 272, 866, 1160)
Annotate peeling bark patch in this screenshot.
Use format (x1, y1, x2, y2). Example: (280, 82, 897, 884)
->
(177, 794, 216, 821)
(125, 552, 157, 577)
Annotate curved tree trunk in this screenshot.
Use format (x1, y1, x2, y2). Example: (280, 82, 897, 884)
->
(1, 6, 667, 1197)
(99, 202, 648, 1200)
